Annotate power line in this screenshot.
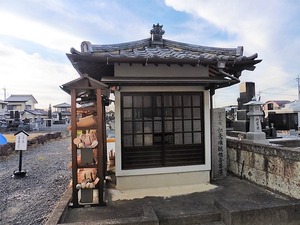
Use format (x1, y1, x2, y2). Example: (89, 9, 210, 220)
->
(260, 91, 297, 97)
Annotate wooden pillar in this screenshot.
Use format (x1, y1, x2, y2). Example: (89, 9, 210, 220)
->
(71, 88, 78, 206)
(96, 88, 105, 205)
(102, 101, 107, 178)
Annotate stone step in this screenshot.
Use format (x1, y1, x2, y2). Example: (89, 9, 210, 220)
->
(199, 222, 225, 225)
(159, 211, 222, 225)
(215, 198, 300, 225)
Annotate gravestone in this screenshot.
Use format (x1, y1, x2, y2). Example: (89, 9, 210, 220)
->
(233, 82, 255, 132)
(234, 110, 249, 132)
(238, 82, 255, 110)
(212, 108, 227, 179)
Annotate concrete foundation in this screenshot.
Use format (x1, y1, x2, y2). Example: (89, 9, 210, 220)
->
(116, 171, 210, 190)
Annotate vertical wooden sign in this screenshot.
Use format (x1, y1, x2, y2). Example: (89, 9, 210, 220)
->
(13, 130, 29, 178)
(15, 130, 29, 150)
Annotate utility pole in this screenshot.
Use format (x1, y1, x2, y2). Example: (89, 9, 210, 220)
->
(3, 87, 6, 100)
(297, 75, 300, 101)
(257, 90, 262, 101)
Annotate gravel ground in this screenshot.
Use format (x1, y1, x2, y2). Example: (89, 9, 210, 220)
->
(0, 137, 72, 225)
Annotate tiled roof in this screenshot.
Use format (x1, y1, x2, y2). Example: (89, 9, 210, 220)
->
(66, 24, 261, 89)
(69, 38, 257, 65)
(5, 95, 38, 103)
(24, 109, 47, 116)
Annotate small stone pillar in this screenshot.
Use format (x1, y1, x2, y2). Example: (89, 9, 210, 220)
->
(244, 98, 268, 144)
(212, 108, 227, 179)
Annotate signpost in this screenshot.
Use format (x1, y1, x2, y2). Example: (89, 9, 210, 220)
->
(13, 130, 29, 178)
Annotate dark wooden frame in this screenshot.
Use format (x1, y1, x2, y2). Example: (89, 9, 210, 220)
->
(121, 92, 205, 170)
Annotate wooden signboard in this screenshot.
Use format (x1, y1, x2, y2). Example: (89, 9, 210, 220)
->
(13, 130, 29, 177)
(15, 130, 29, 150)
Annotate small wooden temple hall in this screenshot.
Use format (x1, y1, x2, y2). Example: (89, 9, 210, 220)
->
(61, 23, 261, 206)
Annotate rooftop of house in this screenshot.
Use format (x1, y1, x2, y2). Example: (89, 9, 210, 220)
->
(264, 100, 291, 107)
(53, 102, 71, 108)
(24, 109, 48, 116)
(66, 23, 262, 90)
(5, 95, 38, 104)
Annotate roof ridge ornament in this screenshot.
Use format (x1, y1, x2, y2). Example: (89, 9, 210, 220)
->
(150, 23, 165, 45)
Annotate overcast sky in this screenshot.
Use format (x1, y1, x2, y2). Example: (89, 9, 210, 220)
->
(0, 0, 299, 109)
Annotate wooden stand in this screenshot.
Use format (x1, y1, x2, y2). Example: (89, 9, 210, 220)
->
(62, 76, 109, 207)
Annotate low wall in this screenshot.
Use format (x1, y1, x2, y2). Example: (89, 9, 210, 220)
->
(0, 132, 62, 156)
(227, 137, 300, 199)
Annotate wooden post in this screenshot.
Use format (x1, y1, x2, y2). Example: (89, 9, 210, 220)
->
(71, 89, 78, 206)
(103, 101, 107, 178)
(96, 88, 105, 205)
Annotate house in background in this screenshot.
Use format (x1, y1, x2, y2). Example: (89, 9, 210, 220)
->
(260, 100, 299, 131)
(66, 24, 261, 190)
(5, 94, 38, 122)
(53, 102, 71, 123)
(265, 100, 300, 131)
(0, 100, 7, 120)
(262, 100, 291, 115)
(23, 109, 49, 121)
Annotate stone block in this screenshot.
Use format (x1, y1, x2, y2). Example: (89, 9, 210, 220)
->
(284, 160, 296, 180)
(240, 164, 266, 185)
(254, 170, 267, 186)
(267, 173, 289, 196)
(253, 153, 265, 171)
(289, 161, 300, 183)
(267, 156, 284, 177)
(246, 132, 267, 143)
(240, 150, 251, 166)
(228, 160, 239, 175)
(228, 148, 237, 162)
(287, 179, 300, 199)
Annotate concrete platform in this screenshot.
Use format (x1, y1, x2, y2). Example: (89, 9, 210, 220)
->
(46, 176, 300, 225)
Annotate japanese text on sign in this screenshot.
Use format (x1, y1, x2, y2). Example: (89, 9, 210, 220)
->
(15, 134, 28, 150)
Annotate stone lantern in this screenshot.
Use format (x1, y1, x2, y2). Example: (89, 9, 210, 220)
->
(244, 97, 268, 144)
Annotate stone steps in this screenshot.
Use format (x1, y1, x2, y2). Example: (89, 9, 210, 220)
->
(158, 211, 222, 225)
(215, 198, 300, 225)
(200, 222, 226, 225)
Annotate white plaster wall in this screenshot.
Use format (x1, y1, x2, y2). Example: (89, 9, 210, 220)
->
(7, 102, 25, 111)
(115, 63, 208, 77)
(114, 86, 211, 189)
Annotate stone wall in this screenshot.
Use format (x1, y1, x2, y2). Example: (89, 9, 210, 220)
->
(227, 138, 300, 199)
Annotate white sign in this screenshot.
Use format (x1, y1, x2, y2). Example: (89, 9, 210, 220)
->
(15, 131, 29, 150)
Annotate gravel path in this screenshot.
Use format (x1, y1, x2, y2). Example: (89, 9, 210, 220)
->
(0, 137, 72, 225)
